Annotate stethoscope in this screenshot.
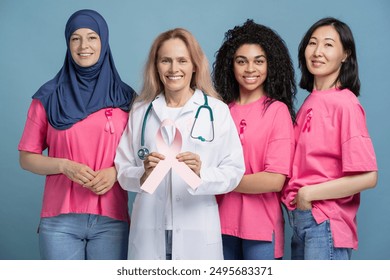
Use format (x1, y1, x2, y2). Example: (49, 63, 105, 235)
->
(137, 93, 214, 160)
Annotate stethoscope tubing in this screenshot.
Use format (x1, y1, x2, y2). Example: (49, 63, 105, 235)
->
(138, 93, 214, 160)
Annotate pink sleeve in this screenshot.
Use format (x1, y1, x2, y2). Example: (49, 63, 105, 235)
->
(264, 105, 294, 177)
(18, 99, 48, 153)
(341, 102, 377, 172)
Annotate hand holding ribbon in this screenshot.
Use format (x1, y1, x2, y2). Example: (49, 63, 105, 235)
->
(140, 119, 202, 194)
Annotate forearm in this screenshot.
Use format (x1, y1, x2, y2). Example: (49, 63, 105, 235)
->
(234, 172, 286, 194)
(300, 171, 378, 202)
(19, 150, 67, 175)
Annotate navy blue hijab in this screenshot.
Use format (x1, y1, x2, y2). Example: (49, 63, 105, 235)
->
(33, 9, 135, 130)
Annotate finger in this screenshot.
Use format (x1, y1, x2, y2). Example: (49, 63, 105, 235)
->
(95, 185, 113, 195)
(147, 152, 165, 160)
(76, 167, 96, 184)
(84, 170, 97, 180)
(78, 175, 91, 185)
(93, 179, 114, 195)
(177, 152, 200, 162)
(86, 171, 108, 188)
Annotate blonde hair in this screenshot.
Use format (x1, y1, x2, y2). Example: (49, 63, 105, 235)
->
(137, 28, 219, 103)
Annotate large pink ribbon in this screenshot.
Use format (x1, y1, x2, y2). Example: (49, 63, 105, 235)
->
(141, 119, 202, 194)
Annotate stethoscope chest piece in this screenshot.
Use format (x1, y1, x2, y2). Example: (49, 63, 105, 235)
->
(137, 147, 149, 160)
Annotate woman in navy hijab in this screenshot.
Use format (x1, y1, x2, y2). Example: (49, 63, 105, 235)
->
(18, 9, 135, 259)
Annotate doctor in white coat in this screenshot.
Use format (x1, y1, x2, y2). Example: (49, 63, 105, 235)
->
(114, 28, 245, 260)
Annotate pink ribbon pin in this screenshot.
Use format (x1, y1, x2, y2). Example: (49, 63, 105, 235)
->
(141, 119, 202, 194)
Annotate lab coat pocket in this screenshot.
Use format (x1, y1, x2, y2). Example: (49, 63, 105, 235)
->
(205, 204, 222, 244)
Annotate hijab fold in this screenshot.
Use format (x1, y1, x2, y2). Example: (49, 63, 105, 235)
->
(33, 9, 135, 130)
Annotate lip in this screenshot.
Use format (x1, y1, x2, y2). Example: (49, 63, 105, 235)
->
(78, 53, 93, 57)
(311, 60, 324, 67)
(166, 75, 183, 80)
(243, 76, 259, 83)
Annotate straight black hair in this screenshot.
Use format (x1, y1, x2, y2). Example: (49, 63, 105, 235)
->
(298, 17, 360, 96)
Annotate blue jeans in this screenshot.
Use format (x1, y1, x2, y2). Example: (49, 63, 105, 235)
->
(222, 234, 276, 260)
(39, 214, 129, 260)
(288, 209, 352, 260)
(166, 230, 173, 260)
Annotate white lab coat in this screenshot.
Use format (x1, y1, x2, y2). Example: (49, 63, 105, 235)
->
(115, 89, 245, 260)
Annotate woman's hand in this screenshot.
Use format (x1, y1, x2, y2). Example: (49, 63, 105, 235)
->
(176, 151, 202, 177)
(61, 159, 97, 186)
(140, 152, 165, 185)
(290, 186, 312, 210)
(83, 166, 117, 195)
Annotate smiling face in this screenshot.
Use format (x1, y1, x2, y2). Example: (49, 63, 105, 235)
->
(156, 38, 194, 96)
(69, 28, 101, 67)
(233, 44, 267, 100)
(305, 25, 348, 89)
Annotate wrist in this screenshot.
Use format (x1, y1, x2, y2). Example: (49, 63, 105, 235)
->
(299, 186, 312, 203)
(58, 158, 68, 174)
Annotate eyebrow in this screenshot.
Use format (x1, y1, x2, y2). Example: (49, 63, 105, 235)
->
(235, 55, 266, 59)
(71, 32, 99, 37)
(159, 56, 190, 60)
(310, 36, 336, 42)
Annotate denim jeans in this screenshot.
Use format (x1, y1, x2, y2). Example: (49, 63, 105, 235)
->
(288, 209, 352, 260)
(165, 230, 173, 260)
(222, 234, 276, 260)
(39, 213, 129, 260)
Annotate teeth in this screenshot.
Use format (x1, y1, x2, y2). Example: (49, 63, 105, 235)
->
(79, 53, 92, 57)
(168, 76, 182, 80)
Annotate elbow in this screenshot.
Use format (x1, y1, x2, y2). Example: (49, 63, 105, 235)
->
(19, 151, 29, 170)
(367, 171, 378, 189)
(272, 175, 287, 192)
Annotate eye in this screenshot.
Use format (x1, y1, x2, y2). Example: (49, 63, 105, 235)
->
(70, 37, 80, 42)
(255, 58, 265, 65)
(235, 58, 246, 65)
(160, 58, 169, 64)
(87, 35, 100, 42)
(179, 59, 188, 64)
(308, 41, 316, 46)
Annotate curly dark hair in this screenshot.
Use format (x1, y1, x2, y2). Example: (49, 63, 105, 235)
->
(212, 19, 296, 123)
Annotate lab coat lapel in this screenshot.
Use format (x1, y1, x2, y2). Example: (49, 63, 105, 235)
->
(151, 90, 205, 122)
(180, 89, 205, 118)
(151, 93, 167, 123)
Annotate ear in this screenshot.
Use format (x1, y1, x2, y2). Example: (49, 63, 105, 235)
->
(342, 50, 351, 63)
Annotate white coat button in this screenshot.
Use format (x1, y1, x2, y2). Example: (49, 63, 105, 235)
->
(175, 195, 181, 201)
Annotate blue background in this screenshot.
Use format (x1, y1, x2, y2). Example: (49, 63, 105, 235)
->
(1, 0, 389, 260)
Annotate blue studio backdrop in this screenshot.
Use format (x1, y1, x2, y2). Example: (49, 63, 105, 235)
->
(1, 0, 389, 260)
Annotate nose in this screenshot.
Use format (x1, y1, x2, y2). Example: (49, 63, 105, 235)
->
(245, 62, 255, 72)
(313, 45, 322, 57)
(169, 61, 178, 72)
(80, 38, 89, 49)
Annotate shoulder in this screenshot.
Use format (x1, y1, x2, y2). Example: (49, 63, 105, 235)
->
(267, 99, 289, 110)
(208, 95, 228, 109)
(32, 75, 63, 99)
(131, 100, 149, 112)
(28, 98, 47, 117)
(264, 98, 291, 117)
(334, 89, 365, 115)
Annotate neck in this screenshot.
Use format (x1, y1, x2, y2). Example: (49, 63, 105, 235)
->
(165, 88, 194, 107)
(237, 88, 265, 105)
(313, 75, 340, 91)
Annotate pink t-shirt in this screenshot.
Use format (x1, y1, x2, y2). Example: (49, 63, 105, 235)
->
(217, 97, 294, 258)
(281, 88, 377, 249)
(18, 99, 130, 222)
